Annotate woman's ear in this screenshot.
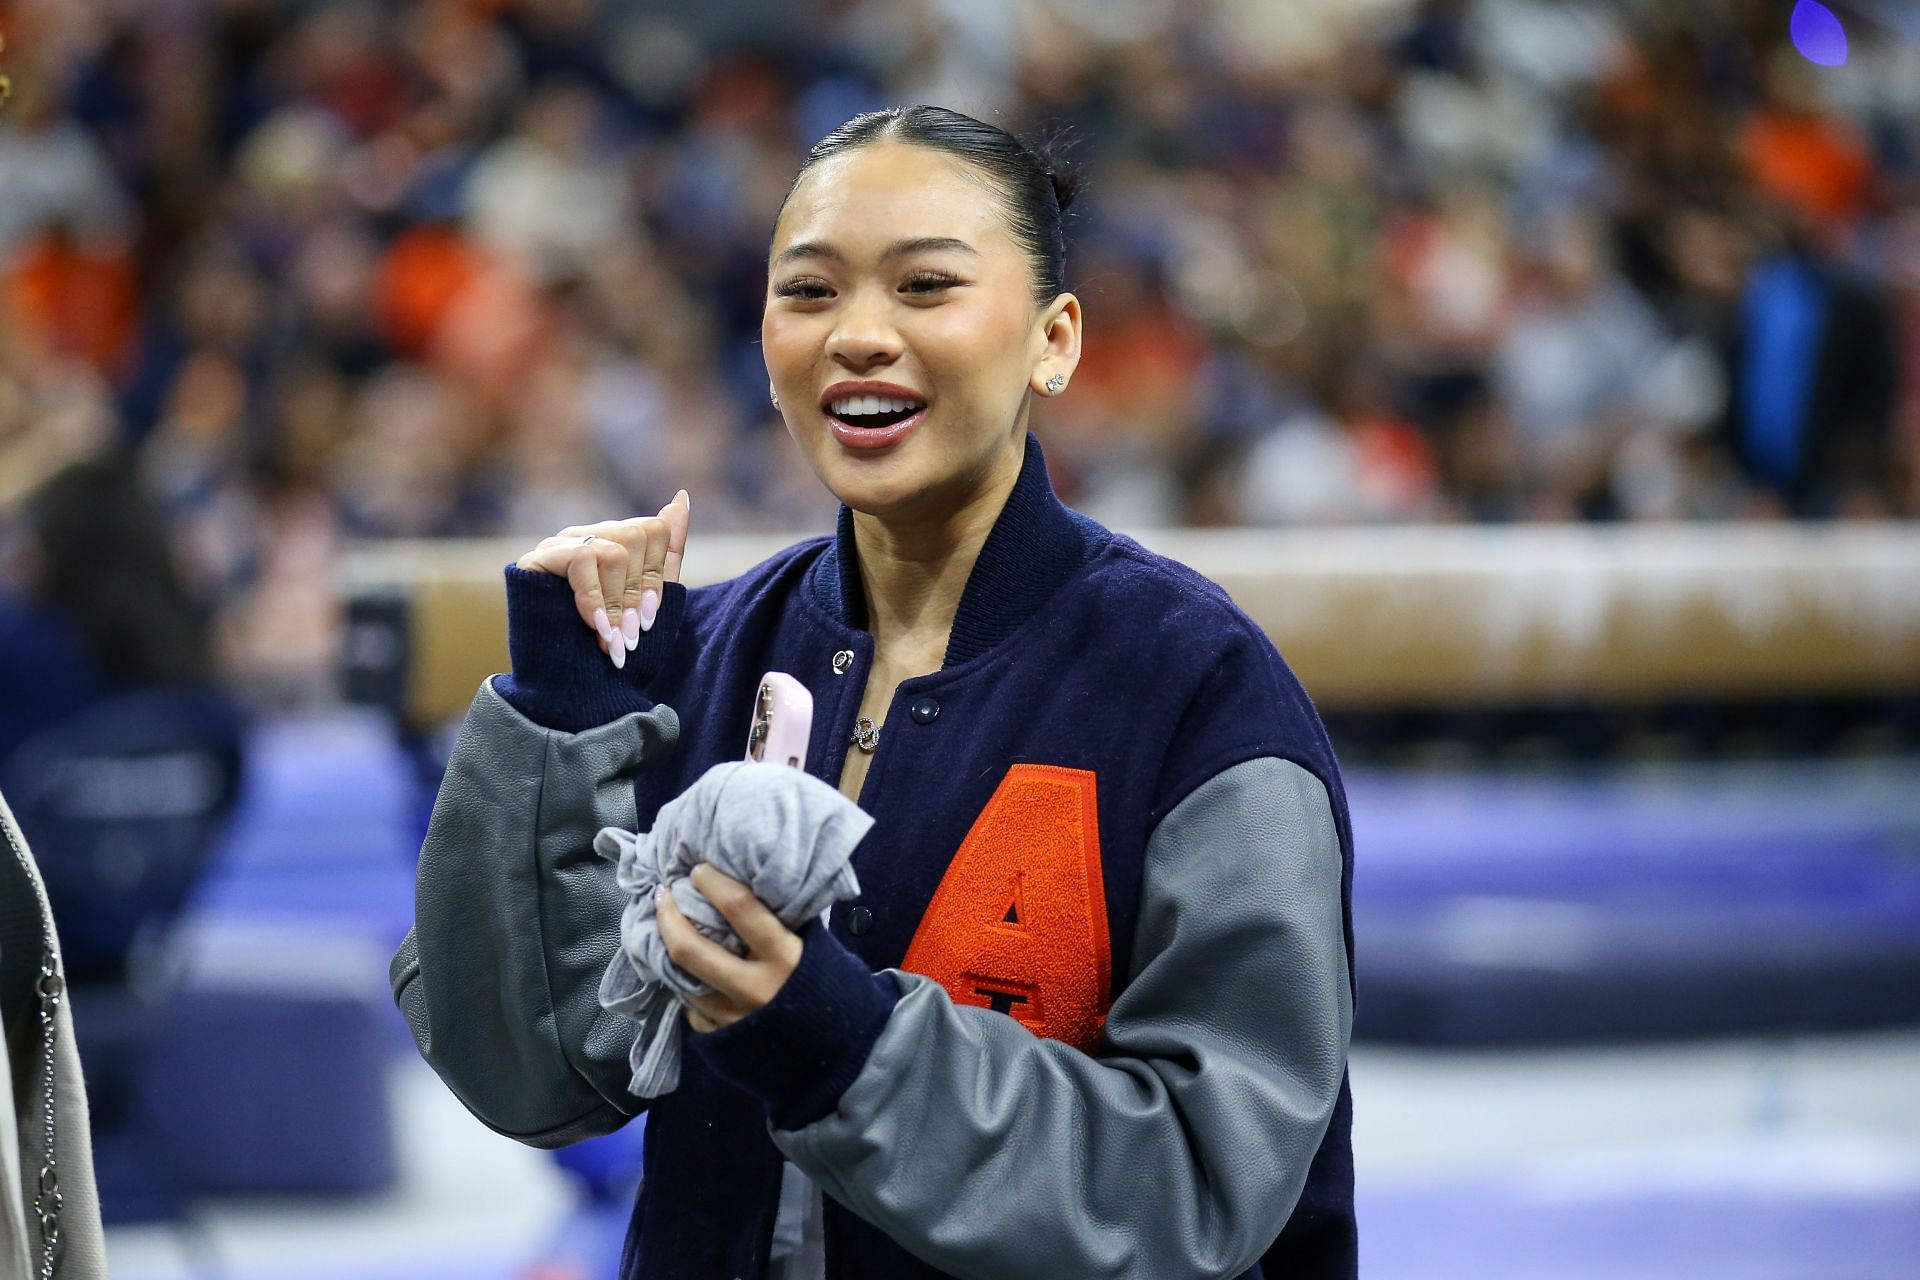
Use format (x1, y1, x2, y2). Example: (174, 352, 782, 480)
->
(1031, 292, 1083, 396)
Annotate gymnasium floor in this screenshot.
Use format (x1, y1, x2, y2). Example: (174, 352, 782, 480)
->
(104, 1030, 1920, 1279)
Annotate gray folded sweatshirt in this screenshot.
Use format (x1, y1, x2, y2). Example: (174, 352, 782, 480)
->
(595, 760, 873, 1097)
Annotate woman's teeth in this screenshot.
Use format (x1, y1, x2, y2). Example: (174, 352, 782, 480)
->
(830, 395, 921, 417)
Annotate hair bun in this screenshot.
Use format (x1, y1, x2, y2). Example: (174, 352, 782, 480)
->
(1046, 165, 1082, 215)
(1023, 123, 1081, 216)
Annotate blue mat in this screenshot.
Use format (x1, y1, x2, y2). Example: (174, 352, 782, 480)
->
(186, 711, 420, 943)
(1346, 760, 1920, 1043)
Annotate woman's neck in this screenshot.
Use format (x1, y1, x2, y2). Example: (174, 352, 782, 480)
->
(851, 445, 1023, 659)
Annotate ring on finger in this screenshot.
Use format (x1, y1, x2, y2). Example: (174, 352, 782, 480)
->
(579, 534, 600, 546)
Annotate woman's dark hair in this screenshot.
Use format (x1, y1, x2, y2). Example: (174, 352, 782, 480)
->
(25, 457, 212, 690)
(786, 105, 1082, 304)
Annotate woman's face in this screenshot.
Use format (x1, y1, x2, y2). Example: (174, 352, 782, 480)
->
(763, 141, 1079, 520)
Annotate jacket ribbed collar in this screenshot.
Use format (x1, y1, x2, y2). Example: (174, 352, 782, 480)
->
(805, 432, 1108, 669)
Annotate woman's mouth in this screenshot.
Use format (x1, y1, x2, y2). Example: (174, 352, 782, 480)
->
(823, 392, 928, 451)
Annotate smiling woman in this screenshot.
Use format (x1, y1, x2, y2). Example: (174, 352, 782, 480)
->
(763, 112, 1082, 530)
(394, 106, 1357, 1280)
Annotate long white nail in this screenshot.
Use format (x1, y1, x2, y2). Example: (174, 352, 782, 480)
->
(609, 639, 625, 670)
(593, 607, 615, 646)
(640, 588, 660, 632)
(622, 607, 640, 650)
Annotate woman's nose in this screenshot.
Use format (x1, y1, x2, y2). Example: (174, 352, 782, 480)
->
(825, 289, 903, 369)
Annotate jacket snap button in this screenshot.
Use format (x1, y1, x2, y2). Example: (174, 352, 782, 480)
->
(832, 650, 854, 675)
(909, 696, 940, 724)
(848, 905, 874, 936)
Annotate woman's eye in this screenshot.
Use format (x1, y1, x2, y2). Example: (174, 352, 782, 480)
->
(776, 279, 833, 300)
(901, 272, 962, 294)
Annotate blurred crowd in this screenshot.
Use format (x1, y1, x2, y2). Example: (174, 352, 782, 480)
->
(1, 0, 1918, 705)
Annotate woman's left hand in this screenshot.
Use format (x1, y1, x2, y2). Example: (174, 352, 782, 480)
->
(657, 863, 805, 1033)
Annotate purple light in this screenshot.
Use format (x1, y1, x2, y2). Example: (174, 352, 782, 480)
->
(1790, 0, 1849, 67)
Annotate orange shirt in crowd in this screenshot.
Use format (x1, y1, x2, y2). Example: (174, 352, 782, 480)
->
(4, 232, 139, 377)
(372, 222, 484, 357)
(1741, 107, 1873, 225)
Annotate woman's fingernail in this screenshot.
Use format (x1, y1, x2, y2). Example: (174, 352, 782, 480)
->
(654, 884, 668, 907)
(609, 638, 625, 670)
(621, 607, 641, 650)
(593, 607, 615, 646)
(640, 588, 660, 632)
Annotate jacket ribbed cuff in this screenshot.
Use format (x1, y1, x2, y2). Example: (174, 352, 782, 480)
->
(691, 919, 902, 1131)
(491, 565, 686, 733)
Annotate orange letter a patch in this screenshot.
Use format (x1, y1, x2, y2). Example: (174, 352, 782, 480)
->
(901, 765, 1111, 1052)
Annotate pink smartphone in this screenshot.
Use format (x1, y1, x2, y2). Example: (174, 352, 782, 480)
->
(744, 672, 813, 771)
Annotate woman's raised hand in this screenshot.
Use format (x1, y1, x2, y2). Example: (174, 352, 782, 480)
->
(515, 489, 691, 669)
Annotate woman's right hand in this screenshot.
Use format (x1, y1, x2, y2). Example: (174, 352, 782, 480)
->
(515, 489, 691, 669)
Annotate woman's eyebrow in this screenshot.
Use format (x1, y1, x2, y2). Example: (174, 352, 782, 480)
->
(772, 236, 980, 268)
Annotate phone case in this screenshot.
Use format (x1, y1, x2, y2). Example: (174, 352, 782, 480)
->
(745, 671, 813, 771)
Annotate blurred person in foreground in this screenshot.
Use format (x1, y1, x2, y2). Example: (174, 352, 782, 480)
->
(396, 106, 1355, 1279)
(2, 783, 107, 1278)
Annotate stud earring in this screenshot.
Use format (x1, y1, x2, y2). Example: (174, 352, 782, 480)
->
(770, 391, 781, 409)
(1044, 374, 1066, 394)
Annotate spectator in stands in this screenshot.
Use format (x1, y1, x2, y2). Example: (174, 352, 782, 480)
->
(1718, 215, 1900, 517)
(1491, 211, 1672, 519)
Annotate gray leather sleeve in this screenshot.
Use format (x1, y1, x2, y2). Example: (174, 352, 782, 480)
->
(389, 678, 680, 1148)
(773, 756, 1352, 1279)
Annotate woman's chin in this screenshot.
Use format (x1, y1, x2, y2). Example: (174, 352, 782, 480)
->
(805, 429, 930, 512)
(822, 464, 930, 519)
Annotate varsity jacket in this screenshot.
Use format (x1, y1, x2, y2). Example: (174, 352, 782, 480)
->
(392, 434, 1357, 1279)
